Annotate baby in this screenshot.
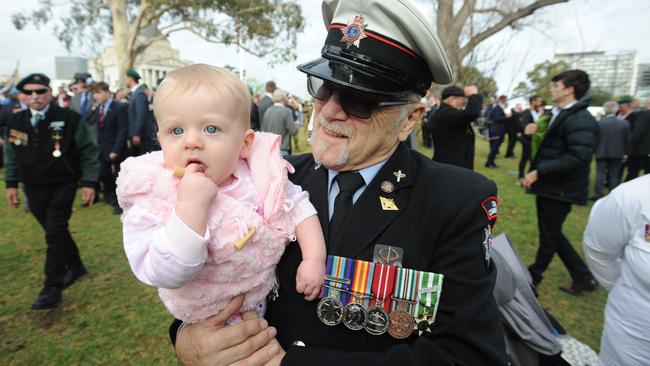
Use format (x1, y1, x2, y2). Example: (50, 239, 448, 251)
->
(117, 64, 326, 323)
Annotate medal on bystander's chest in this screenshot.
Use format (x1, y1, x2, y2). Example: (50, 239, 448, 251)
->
(51, 132, 62, 158)
(50, 122, 65, 158)
(317, 256, 353, 326)
(365, 263, 396, 335)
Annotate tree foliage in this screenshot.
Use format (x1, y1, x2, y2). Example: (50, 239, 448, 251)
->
(433, 0, 568, 82)
(457, 66, 498, 98)
(513, 60, 568, 102)
(12, 0, 305, 81)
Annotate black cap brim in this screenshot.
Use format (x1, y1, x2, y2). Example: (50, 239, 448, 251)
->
(298, 57, 416, 97)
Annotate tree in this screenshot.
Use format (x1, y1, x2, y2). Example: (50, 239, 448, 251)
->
(457, 66, 498, 98)
(12, 0, 304, 83)
(434, 0, 568, 82)
(513, 60, 568, 102)
(590, 88, 613, 107)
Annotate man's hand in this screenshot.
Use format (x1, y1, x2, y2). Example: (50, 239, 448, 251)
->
(131, 135, 141, 146)
(81, 187, 96, 206)
(464, 85, 478, 96)
(175, 295, 282, 366)
(522, 170, 539, 190)
(524, 123, 538, 136)
(6, 188, 20, 208)
(109, 152, 118, 161)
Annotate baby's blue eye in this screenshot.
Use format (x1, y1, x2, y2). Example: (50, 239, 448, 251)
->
(205, 125, 219, 134)
(171, 127, 184, 135)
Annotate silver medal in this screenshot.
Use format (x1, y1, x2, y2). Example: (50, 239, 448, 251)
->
(342, 302, 368, 330)
(317, 297, 344, 326)
(365, 305, 390, 335)
(52, 150, 62, 158)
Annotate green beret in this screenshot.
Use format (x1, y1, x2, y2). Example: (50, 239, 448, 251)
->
(617, 95, 633, 104)
(126, 69, 141, 81)
(16, 73, 51, 91)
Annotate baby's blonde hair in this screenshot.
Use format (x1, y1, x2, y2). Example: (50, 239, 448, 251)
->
(154, 64, 251, 127)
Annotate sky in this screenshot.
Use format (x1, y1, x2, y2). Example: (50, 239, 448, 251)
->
(1, 0, 649, 100)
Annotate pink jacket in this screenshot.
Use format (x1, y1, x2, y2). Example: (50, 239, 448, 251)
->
(117, 132, 302, 323)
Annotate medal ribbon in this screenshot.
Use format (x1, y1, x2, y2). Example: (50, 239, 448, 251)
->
(414, 271, 444, 322)
(350, 259, 375, 307)
(322, 255, 356, 304)
(370, 263, 397, 312)
(391, 267, 419, 315)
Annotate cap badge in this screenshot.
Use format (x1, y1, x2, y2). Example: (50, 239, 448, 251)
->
(340, 15, 368, 49)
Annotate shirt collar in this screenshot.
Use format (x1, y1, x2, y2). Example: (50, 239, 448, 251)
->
(30, 104, 50, 119)
(131, 84, 140, 93)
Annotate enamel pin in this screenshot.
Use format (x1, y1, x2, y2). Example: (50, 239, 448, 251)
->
(340, 15, 368, 49)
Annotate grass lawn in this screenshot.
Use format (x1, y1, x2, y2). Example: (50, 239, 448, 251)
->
(0, 129, 607, 364)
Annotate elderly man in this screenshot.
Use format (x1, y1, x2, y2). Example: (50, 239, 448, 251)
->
(261, 89, 300, 156)
(594, 101, 629, 199)
(429, 85, 483, 170)
(172, 1, 507, 365)
(4, 73, 98, 309)
(124, 69, 156, 155)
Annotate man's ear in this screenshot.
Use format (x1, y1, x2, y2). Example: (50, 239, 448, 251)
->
(397, 103, 425, 142)
(239, 129, 255, 159)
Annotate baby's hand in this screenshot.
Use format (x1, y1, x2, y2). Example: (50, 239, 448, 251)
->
(176, 163, 219, 210)
(296, 258, 325, 301)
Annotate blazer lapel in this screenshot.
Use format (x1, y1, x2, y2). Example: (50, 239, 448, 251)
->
(329, 144, 412, 259)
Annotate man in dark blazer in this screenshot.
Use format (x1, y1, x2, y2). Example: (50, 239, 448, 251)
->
(91, 81, 128, 214)
(172, 1, 507, 365)
(518, 95, 543, 182)
(429, 84, 483, 170)
(626, 98, 650, 180)
(594, 101, 629, 199)
(257, 80, 276, 123)
(485, 95, 509, 168)
(124, 69, 156, 155)
(522, 69, 598, 295)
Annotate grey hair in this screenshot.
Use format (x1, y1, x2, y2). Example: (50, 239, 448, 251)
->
(272, 89, 287, 103)
(603, 100, 619, 115)
(389, 93, 422, 134)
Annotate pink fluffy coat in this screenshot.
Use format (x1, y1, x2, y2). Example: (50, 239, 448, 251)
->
(117, 132, 296, 323)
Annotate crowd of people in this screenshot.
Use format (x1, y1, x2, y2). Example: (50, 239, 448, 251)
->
(1, 0, 649, 365)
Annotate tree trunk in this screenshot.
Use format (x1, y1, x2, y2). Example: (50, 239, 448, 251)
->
(109, 0, 131, 86)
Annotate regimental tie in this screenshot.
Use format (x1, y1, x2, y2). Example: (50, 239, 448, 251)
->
(99, 104, 105, 127)
(329, 172, 365, 247)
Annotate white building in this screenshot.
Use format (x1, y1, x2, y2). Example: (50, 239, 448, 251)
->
(636, 63, 650, 99)
(554, 51, 638, 97)
(89, 27, 190, 90)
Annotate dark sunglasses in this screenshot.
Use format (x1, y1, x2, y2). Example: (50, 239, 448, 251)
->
(307, 76, 414, 119)
(23, 88, 49, 96)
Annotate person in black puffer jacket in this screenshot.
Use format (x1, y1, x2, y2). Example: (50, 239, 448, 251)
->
(521, 69, 598, 295)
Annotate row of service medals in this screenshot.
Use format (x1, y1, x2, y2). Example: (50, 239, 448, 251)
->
(317, 255, 444, 339)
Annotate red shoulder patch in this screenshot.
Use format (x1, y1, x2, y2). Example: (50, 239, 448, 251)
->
(481, 196, 498, 226)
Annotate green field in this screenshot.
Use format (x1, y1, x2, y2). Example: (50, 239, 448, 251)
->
(0, 130, 607, 365)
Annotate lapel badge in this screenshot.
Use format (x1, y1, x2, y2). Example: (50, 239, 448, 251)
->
(380, 181, 394, 193)
(380, 196, 399, 211)
(645, 224, 650, 242)
(340, 15, 368, 49)
(393, 170, 406, 183)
